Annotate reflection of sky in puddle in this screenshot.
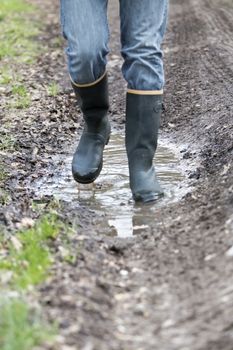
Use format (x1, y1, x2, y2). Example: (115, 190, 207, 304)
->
(35, 133, 188, 237)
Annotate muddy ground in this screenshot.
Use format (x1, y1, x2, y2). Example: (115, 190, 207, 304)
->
(1, 0, 233, 349)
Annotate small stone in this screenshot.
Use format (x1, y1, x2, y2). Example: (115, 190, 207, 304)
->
(115, 293, 129, 301)
(204, 254, 216, 261)
(162, 319, 175, 328)
(16, 217, 35, 229)
(168, 122, 176, 128)
(120, 269, 128, 277)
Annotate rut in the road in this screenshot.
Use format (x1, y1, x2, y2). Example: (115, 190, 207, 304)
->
(1, 0, 232, 349)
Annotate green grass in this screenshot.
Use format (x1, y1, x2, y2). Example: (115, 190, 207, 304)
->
(0, 0, 41, 109)
(0, 0, 40, 63)
(0, 0, 34, 15)
(0, 214, 63, 289)
(0, 213, 65, 349)
(0, 299, 55, 350)
(0, 3, 62, 345)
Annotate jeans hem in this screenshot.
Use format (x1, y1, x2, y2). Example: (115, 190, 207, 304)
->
(70, 70, 107, 88)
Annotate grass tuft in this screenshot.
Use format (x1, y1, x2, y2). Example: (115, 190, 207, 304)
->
(0, 189, 10, 206)
(10, 83, 31, 109)
(0, 298, 55, 350)
(47, 82, 60, 97)
(0, 164, 8, 183)
(0, 135, 16, 152)
(0, 213, 66, 348)
(0, 214, 63, 289)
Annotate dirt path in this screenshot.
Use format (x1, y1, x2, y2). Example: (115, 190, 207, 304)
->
(1, 0, 233, 349)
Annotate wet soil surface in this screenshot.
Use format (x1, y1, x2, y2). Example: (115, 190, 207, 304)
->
(1, 0, 233, 349)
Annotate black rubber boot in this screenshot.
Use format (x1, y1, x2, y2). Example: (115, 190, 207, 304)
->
(125, 93, 164, 203)
(71, 74, 111, 184)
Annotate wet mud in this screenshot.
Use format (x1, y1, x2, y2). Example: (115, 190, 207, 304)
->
(34, 132, 192, 237)
(1, 0, 233, 349)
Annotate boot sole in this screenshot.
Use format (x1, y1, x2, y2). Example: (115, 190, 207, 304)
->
(73, 161, 103, 184)
(133, 191, 164, 203)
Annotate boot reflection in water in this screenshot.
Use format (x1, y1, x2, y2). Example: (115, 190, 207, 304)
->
(60, 0, 168, 203)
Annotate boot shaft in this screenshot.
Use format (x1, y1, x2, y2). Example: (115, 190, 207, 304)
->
(71, 73, 110, 135)
(72, 73, 109, 121)
(125, 93, 162, 160)
(125, 93, 163, 202)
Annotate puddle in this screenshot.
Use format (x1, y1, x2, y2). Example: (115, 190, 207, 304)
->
(34, 133, 190, 237)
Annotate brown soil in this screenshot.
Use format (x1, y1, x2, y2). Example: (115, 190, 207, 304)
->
(1, 0, 233, 349)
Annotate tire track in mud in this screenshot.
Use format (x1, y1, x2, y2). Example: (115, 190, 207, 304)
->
(164, 0, 233, 133)
(204, 0, 233, 37)
(100, 1, 233, 349)
(198, 0, 233, 99)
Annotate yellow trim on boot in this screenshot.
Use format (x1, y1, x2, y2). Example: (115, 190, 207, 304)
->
(70, 71, 107, 88)
(127, 89, 163, 95)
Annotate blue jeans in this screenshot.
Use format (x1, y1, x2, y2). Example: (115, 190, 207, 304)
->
(60, 0, 168, 92)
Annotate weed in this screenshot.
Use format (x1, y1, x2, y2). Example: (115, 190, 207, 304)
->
(47, 197, 62, 210)
(0, 66, 23, 86)
(0, 69, 12, 85)
(0, 165, 8, 183)
(63, 252, 77, 265)
(12, 84, 27, 96)
(13, 94, 31, 109)
(0, 134, 16, 152)
(47, 82, 60, 97)
(10, 83, 31, 109)
(0, 189, 10, 206)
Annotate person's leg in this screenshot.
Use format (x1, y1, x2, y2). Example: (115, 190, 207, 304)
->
(60, 0, 109, 85)
(60, 0, 111, 183)
(119, 0, 168, 92)
(119, 0, 168, 202)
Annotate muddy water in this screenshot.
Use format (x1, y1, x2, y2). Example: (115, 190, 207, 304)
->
(35, 133, 189, 237)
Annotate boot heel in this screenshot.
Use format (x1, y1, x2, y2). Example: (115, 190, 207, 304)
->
(105, 124, 111, 145)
